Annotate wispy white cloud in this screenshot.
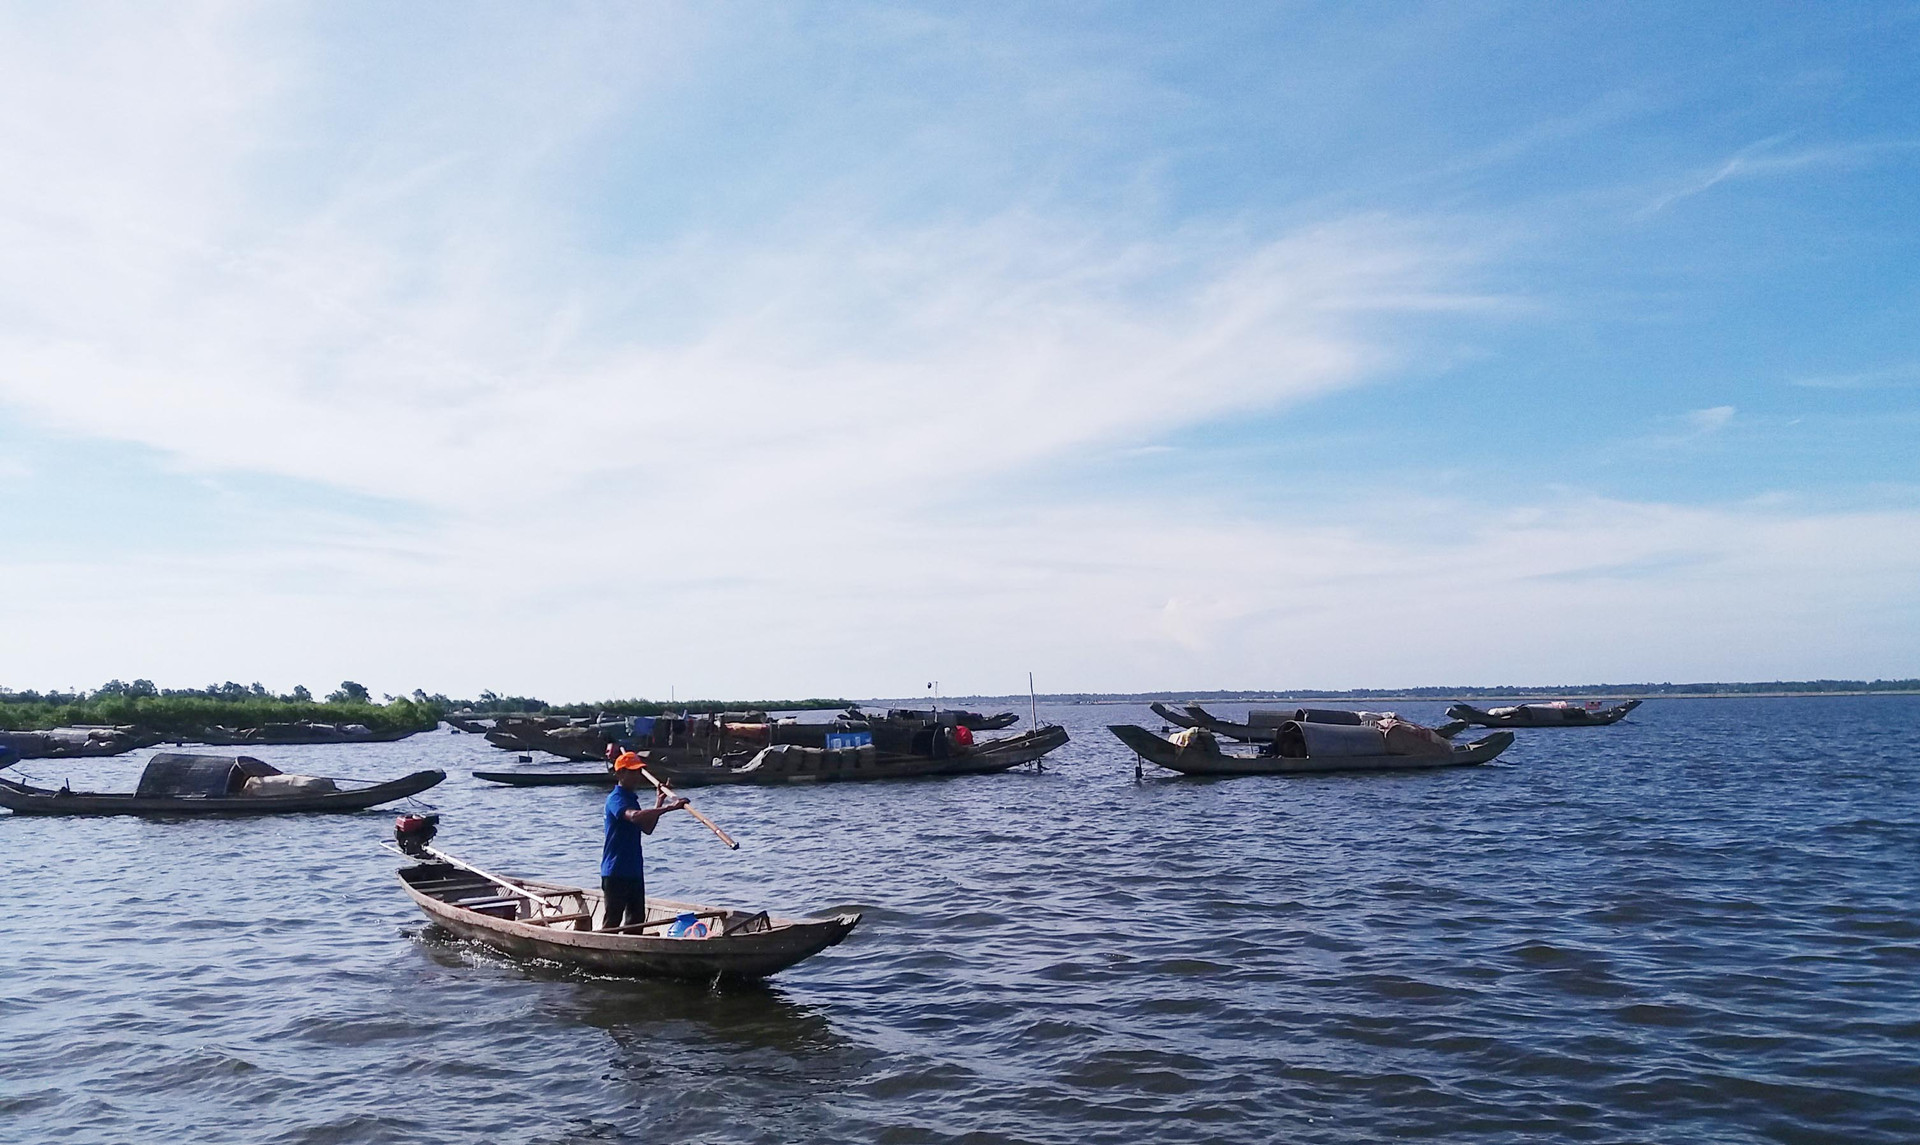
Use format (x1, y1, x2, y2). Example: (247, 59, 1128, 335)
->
(1685, 405, 1736, 434)
(1790, 363, 1920, 390)
(0, 8, 1488, 526)
(1635, 404, 1736, 449)
(1635, 138, 1919, 218)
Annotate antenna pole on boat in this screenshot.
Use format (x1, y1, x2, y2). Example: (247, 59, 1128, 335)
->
(1028, 672, 1045, 771)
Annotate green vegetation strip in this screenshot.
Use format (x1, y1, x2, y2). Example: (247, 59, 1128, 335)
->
(0, 680, 852, 733)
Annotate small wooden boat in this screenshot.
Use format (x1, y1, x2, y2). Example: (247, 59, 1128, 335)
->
(471, 767, 615, 788)
(1165, 703, 1469, 743)
(475, 724, 1071, 787)
(0, 752, 444, 816)
(1149, 702, 1202, 728)
(393, 846, 858, 981)
(1109, 724, 1514, 776)
(0, 725, 163, 759)
(854, 707, 1020, 731)
(1446, 699, 1641, 728)
(191, 722, 423, 746)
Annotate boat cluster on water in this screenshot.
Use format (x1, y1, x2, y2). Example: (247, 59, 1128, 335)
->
(1106, 697, 1643, 777)
(0, 702, 1074, 981)
(1, 693, 1642, 981)
(464, 705, 1065, 787)
(0, 719, 420, 760)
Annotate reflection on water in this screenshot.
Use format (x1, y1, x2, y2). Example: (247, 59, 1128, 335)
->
(3, 696, 1919, 1143)
(412, 922, 848, 1057)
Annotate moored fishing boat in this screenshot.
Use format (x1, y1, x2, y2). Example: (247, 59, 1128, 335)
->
(1446, 699, 1641, 728)
(0, 725, 162, 759)
(1163, 703, 1469, 743)
(660, 723, 1068, 786)
(474, 723, 1070, 787)
(0, 752, 444, 816)
(388, 822, 857, 980)
(1108, 723, 1514, 776)
(481, 708, 1032, 763)
(847, 706, 1021, 731)
(191, 721, 424, 746)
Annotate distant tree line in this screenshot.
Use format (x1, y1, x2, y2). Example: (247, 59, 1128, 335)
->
(0, 679, 852, 733)
(439, 691, 852, 717)
(0, 680, 439, 735)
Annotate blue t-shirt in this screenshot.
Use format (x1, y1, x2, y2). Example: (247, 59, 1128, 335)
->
(601, 785, 644, 879)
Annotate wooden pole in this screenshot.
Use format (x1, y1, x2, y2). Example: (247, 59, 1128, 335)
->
(409, 843, 578, 906)
(636, 761, 740, 850)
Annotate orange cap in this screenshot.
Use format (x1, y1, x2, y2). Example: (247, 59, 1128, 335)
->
(613, 751, 645, 771)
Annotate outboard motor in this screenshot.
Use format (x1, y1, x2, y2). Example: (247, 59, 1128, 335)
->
(393, 813, 440, 857)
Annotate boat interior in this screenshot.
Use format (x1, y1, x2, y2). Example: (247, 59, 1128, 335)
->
(401, 863, 776, 938)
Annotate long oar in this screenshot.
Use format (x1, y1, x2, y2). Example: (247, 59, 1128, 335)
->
(383, 840, 575, 908)
(636, 760, 739, 850)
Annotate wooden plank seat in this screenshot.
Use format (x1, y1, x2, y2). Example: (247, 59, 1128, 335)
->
(417, 881, 497, 897)
(598, 909, 731, 936)
(721, 911, 771, 936)
(528, 911, 593, 927)
(453, 895, 522, 910)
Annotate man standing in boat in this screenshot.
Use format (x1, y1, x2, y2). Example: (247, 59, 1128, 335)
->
(601, 751, 688, 930)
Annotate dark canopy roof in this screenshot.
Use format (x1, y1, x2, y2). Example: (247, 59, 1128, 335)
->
(136, 754, 278, 797)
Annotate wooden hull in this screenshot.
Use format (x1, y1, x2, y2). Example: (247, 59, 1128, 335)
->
(1108, 725, 1514, 776)
(191, 726, 424, 746)
(474, 726, 1071, 788)
(0, 770, 445, 816)
(471, 768, 615, 788)
(1446, 700, 1640, 728)
(483, 729, 608, 761)
(866, 708, 1020, 731)
(1149, 702, 1201, 728)
(399, 864, 858, 980)
(0, 728, 163, 759)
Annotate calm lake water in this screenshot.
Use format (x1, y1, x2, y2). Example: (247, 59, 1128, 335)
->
(3, 696, 1917, 1143)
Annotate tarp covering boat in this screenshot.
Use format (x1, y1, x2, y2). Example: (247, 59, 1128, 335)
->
(1379, 719, 1452, 755)
(1275, 721, 1388, 758)
(1446, 699, 1642, 728)
(134, 753, 278, 797)
(1289, 708, 1365, 726)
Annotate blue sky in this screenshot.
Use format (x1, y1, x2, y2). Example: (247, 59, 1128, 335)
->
(1, 2, 1917, 699)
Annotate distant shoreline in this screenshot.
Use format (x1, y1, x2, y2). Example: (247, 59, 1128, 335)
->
(884, 687, 1920, 706)
(1036, 690, 1920, 705)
